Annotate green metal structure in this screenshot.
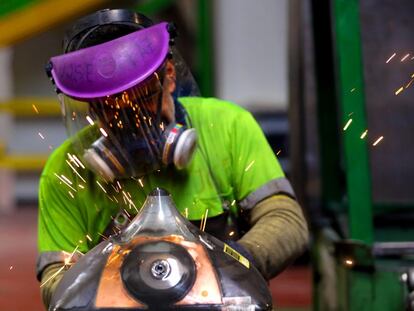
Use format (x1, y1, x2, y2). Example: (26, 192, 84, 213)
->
(136, 0, 214, 97)
(333, 0, 373, 244)
(196, 0, 215, 97)
(311, 0, 414, 310)
(0, 0, 38, 17)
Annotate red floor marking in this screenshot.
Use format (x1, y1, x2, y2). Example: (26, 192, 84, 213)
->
(269, 266, 312, 307)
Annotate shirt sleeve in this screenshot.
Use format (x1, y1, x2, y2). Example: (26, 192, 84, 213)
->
(230, 109, 285, 203)
(38, 170, 88, 254)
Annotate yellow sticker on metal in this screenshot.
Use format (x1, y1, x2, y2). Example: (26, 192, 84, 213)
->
(223, 244, 250, 269)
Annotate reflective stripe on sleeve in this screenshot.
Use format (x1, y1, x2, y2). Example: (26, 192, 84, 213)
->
(36, 251, 81, 281)
(239, 177, 296, 211)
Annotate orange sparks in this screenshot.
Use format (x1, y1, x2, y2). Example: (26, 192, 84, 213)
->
(60, 174, 72, 185)
(64, 246, 79, 265)
(122, 192, 137, 212)
(68, 153, 79, 167)
(99, 128, 108, 137)
(360, 130, 368, 139)
(202, 209, 209, 231)
(199, 209, 209, 231)
(96, 181, 107, 193)
(244, 160, 255, 172)
(32, 104, 39, 114)
(66, 160, 86, 183)
(40, 265, 66, 287)
(386, 52, 396, 63)
(373, 136, 384, 146)
(41, 246, 79, 287)
(98, 233, 108, 240)
(86, 115, 94, 125)
(72, 154, 85, 169)
(401, 53, 410, 62)
(406, 78, 414, 89)
(9, 265, 13, 270)
(138, 178, 144, 188)
(54, 173, 76, 192)
(395, 87, 404, 95)
(343, 119, 352, 131)
(276, 149, 282, 156)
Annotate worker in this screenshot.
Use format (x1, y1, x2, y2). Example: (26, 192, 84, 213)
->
(37, 8, 308, 308)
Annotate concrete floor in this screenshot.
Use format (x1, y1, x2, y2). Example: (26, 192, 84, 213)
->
(0, 207, 311, 311)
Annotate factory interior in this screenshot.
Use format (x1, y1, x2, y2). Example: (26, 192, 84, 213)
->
(0, 0, 413, 310)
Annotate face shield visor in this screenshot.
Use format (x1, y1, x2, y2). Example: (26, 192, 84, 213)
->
(47, 22, 198, 181)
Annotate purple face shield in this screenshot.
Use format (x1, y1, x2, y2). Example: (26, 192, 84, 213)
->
(47, 22, 198, 181)
(48, 22, 170, 100)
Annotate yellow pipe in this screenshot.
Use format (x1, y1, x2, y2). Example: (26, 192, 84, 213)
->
(0, 97, 60, 117)
(0, 137, 47, 171)
(0, 0, 108, 47)
(0, 154, 48, 171)
(0, 97, 61, 169)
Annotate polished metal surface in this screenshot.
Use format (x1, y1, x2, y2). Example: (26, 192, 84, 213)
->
(121, 240, 196, 305)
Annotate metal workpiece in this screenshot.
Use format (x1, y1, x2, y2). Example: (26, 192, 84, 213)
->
(50, 188, 272, 310)
(121, 241, 197, 305)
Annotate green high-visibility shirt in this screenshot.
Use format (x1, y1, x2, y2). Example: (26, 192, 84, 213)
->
(38, 97, 285, 256)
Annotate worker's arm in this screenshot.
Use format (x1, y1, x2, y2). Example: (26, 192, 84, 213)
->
(39, 262, 68, 308)
(238, 194, 309, 280)
(37, 150, 89, 309)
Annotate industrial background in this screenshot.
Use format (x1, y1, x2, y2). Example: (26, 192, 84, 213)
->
(1, 0, 413, 310)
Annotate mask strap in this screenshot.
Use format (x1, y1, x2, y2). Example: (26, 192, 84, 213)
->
(174, 98, 188, 126)
(154, 67, 168, 127)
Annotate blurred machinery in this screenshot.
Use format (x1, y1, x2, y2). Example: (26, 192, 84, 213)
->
(289, 0, 414, 310)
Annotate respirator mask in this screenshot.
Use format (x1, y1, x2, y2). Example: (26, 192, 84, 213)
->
(47, 22, 198, 181)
